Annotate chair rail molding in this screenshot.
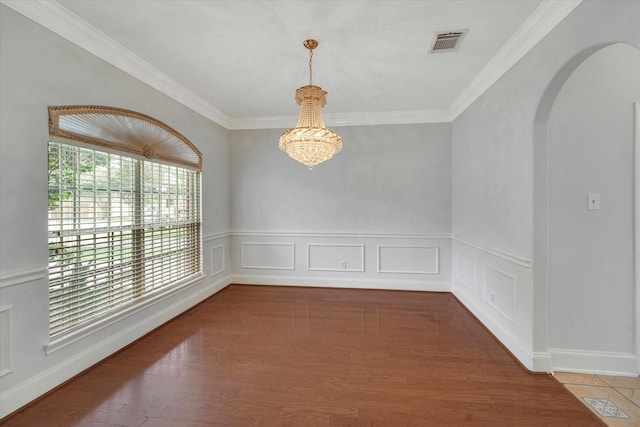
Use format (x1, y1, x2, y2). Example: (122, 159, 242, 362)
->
(203, 231, 231, 242)
(0, 267, 48, 289)
(452, 234, 531, 268)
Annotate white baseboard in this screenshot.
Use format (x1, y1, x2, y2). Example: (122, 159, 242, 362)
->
(231, 274, 450, 292)
(532, 352, 553, 373)
(0, 275, 231, 419)
(548, 348, 638, 376)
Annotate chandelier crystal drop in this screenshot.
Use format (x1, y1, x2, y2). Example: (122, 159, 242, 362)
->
(279, 39, 342, 169)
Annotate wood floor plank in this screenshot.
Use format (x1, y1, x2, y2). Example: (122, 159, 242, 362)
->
(2, 285, 604, 426)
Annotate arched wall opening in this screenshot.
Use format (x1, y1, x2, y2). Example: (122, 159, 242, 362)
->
(533, 43, 640, 374)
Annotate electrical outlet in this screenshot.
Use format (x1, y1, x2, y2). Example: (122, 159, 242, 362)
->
(340, 261, 347, 270)
(491, 293, 495, 303)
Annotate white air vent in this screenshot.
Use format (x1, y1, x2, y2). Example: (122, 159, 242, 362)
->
(429, 29, 468, 53)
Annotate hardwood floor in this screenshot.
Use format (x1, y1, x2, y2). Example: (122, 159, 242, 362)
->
(2, 285, 604, 426)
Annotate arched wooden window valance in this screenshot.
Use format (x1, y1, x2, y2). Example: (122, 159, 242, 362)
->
(48, 105, 202, 170)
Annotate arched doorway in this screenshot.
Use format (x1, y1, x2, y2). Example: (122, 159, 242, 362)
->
(533, 43, 640, 374)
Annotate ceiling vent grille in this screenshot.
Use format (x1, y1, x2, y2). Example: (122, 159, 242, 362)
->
(429, 30, 468, 53)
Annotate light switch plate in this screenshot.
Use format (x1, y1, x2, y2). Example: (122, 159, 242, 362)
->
(588, 193, 600, 210)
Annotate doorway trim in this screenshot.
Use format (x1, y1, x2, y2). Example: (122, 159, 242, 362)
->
(635, 102, 640, 374)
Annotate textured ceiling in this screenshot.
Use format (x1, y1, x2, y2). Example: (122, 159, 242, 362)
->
(4, 0, 582, 128)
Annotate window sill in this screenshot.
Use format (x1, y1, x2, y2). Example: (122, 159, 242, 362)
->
(44, 273, 205, 355)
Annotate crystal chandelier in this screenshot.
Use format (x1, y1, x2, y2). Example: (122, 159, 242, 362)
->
(279, 39, 342, 169)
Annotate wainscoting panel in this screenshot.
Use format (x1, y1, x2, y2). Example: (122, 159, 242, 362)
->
(307, 244, 365, 272)
(377, 245, 439, 274)
(241, 242, 295, 270)
(204, 233, 230, 280)
(452, 237, 535, 371)
(0, 306, 11, 377)
(230, 232, 451, 291)
(483, 265, 516, 323)
(210, 245, 225, 277)
(454, 250, 475, 292)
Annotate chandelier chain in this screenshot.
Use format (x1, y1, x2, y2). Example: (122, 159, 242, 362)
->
(308, 48, 313, 86)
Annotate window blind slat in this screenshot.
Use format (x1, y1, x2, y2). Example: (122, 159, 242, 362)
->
(48, 141, 201, 340)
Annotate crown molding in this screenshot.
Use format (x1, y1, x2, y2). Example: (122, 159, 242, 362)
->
(227, 115, 299, 131)
(0, 0, 232, 129)
(231, 230, 452, 239)
(2, 0, 581, 129)
(228, 109, 452, 130)
(448, 0, 583, 120)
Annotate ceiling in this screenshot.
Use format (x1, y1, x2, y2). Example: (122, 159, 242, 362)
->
(3, 0, 582, 129)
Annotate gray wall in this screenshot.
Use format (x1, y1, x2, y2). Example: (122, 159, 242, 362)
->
(452, 1, 640, 259)
(452, 0, 640, 372)
(2, 0, 640, 417)
(0, 5, 230, 417)
(548, 43, 640, 354)
(229, 124, 453, 292)
(231, 123, 451, 234)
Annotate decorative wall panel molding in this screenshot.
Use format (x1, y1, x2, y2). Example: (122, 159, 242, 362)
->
(0, 267, 47, 289)
(454, 250, 476, 291)
(210, 245, 225, 277)
(452, 288, 534, 371)
(307, 244, 365, 272)
(230, 233, 450, 290)
(453, 235, 531, 268)
(451, 239, 533, 371)
(377, 245, 439, 274)
(240, 242, 295, 270)
(203, 232, 231, 242)
(483, 265, 516, 323)
(0, 306, 12, 377)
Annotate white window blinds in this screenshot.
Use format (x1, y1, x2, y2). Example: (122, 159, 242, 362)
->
(47, 106, 202, 341)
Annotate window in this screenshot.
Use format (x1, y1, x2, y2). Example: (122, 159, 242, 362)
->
(47, 106, 202, 343)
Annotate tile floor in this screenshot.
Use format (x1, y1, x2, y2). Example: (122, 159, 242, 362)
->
(554, 372, 640, 426)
